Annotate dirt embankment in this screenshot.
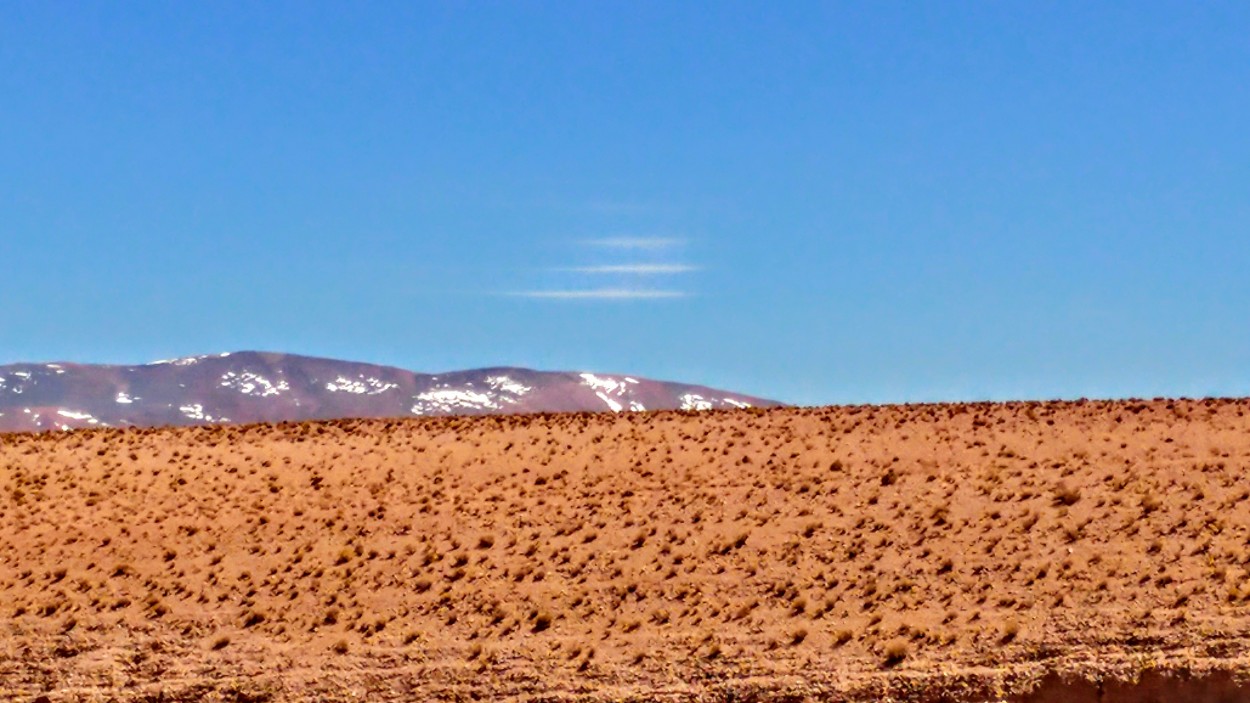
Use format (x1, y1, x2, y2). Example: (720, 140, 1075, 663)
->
(3, 399, 1250, 702)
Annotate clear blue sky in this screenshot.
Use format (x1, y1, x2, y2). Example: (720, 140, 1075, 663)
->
(3, 2, 1248, 405)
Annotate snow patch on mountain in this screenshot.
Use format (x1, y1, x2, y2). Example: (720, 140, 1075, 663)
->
(324, 376, 399, 395)
(412, 388, 499, 414)
(149, 353, 232, 366)
(579, 373, 638, 396)
(680, 393, 714, 411)
(486, 375, 532, 397)
(56, 409, 99, 423)
(220, 371, 289, 397)
(179, 404, 227, 422)
(595, 391, 623, 412)
(1, 372, 32, 394)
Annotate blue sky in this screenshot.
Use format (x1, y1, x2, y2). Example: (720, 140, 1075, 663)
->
(2, 2, 1248, 405)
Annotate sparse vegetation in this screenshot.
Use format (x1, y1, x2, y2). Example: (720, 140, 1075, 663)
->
(0, 398, 1246, 700)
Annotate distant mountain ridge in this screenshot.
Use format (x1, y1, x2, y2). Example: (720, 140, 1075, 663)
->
(0, 352, 781, 432)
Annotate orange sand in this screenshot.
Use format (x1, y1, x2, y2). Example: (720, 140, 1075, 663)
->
(4, 400, 1250, 701)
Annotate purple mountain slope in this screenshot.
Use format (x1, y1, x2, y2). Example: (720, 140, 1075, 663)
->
(0, 352, 782, 433)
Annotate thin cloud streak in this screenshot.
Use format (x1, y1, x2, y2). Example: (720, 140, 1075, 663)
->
(586, 237, 682, 250)
(559, 264, 699, 275)
(508, 289, 688, 300)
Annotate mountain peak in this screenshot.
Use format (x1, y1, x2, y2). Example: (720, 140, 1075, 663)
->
(0, 353, 781, 433)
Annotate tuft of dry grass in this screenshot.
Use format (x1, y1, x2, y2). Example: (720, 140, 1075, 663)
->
(882, 639, 909, 668)
(1053, 482, 1082, 506)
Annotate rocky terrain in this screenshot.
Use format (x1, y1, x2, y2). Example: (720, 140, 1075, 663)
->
(3, 399, 1250, 702)
(0, 351, 777, 432)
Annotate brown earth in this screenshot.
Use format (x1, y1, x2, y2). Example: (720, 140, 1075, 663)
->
(3, 399, 1250, 702)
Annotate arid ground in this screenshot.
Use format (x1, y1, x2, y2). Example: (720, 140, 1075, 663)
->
(4, 400, 1250, 702)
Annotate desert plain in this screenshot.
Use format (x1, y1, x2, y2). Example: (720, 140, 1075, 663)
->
(4, 399, 1250, 701)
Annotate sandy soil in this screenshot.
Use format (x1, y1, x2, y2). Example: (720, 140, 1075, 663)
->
(4, 399, 1250, 702)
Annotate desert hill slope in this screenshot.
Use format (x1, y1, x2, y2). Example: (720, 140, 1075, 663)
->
(3, 399, 1250, 701)
(0, 351, 778, 432)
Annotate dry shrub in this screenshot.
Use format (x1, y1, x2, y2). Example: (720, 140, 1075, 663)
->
(1001, 620, 1020, 643)
(532, 611, 553, 633)
(1053, 482, 1081, 506)
(882, 639, 909, 667)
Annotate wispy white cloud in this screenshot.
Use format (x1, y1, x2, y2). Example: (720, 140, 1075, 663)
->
(586, 237, 682, 250)
(511, 235, 696, 301)
(559, 263, 698, 275)
(508, 289, 688, 300)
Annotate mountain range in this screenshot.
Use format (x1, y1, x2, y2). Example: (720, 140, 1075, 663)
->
(0, 351, 780, 432)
